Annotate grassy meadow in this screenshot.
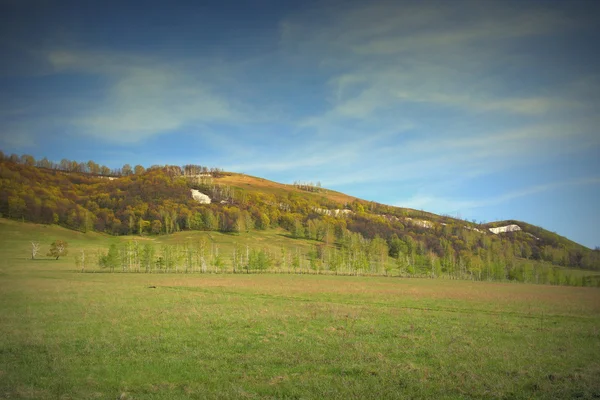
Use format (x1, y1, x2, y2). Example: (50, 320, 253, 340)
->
(1, 219, 600, 399)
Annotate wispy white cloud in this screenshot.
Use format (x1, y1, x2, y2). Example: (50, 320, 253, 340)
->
(0, 128, 35, 148)
(283, 117, 597, 190)
(397, 177, 600, 213)
(273, 0, 599, 190)
(42, 49, 246, 143)
(350, 8, 569, 56)
(293, 2, 581, 103)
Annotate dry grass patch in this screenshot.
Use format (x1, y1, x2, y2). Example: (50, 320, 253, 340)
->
(216, 173, 356, 204)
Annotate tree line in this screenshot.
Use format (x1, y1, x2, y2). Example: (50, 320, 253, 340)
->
(0, 150, 223, 178)
(84, 239, 600, 287)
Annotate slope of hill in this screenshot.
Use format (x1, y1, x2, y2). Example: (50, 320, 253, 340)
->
(214, 173, 357, 205)
(1, 157, 599, 281)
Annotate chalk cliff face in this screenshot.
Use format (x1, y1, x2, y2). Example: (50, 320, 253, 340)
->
(489, 224, 521, 234)
(190, 189, 211, 204)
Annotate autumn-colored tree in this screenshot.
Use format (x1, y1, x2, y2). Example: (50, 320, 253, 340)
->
(151, 220, 162, 235)
(20, 154, 35, 166)
(8, 196, 26, 219)
(87, 160, 100, 174)
(47, 240, 68, 260)
(132, 164, 144, 175)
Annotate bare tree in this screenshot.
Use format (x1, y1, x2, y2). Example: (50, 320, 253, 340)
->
(31, 242, 40, 259)
(76, 249, 86, 272)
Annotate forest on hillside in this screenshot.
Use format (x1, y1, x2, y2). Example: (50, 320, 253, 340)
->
(1, 151, 599, 280)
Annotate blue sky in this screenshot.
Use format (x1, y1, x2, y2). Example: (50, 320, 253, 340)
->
(1, 0, 599, 248)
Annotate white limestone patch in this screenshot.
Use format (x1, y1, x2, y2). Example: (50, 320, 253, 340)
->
(526, 232, 540, 240)
(334, 209, 352, 217)
(314, 208, 353, 217)
(489, 224, 521, 234)
(415, 220, 433, 229)
(383, 215, 400, 222)
(405, 218, 433, 229)
(190, 189, 211, 204)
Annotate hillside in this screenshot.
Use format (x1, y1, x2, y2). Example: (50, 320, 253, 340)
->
(1, 156, 599, 284)
(214, 173, 357, 205)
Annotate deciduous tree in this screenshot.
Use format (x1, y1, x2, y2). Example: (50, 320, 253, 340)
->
(47, 240, 68, 260)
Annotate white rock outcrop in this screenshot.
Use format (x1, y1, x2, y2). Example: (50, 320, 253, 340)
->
(526, 232, 540, 240)
(405, 218, 433, 229)
(314, 208, 353, 217)
(190, 189, 211, 204)
(489, 224, 521, 234)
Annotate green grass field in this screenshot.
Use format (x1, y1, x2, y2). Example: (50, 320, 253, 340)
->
(1, 219, 600, 399)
